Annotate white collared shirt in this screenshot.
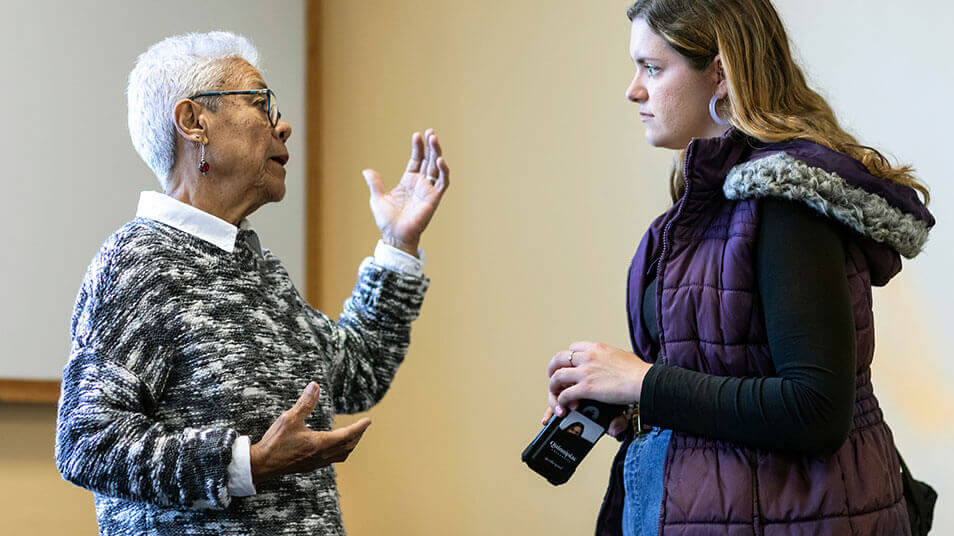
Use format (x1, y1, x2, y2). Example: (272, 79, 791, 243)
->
(135, 191, 425, 275)
(135, 191, 425, 496)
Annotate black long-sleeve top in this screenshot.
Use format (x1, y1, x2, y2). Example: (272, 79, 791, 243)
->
(639, 198, 856, 456)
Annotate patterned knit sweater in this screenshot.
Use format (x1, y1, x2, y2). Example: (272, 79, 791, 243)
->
(55, 217, 429, 535)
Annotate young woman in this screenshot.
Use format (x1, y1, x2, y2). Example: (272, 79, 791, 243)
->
(542, 1, 934, 534)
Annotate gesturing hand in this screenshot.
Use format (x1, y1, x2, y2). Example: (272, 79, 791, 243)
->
(362, 129, 450, 257)
(249, 382, 371, 485)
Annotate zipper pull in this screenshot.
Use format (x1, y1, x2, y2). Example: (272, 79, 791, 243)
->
(645, 257, 660, 278)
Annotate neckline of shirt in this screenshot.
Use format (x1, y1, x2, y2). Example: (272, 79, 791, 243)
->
(135, 191, 255, 254)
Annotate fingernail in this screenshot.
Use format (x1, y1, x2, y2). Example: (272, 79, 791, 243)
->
(306, 382, 318, 396)
(555, 406, 564, 416)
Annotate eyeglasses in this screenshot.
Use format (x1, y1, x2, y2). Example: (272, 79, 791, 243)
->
(189, 88, 281, 128)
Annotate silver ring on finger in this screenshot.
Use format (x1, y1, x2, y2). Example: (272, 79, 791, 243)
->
(568, 350, 576, 366)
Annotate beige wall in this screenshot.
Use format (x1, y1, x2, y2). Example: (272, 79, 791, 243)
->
(315, 1, 674, 534)
(0, 403, 98, 531)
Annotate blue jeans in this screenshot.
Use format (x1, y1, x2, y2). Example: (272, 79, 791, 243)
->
(621, 428, 672, 536)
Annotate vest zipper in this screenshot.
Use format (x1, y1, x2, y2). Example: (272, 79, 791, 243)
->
(655, 140, 695, 364)
(644, 145, 695, 279)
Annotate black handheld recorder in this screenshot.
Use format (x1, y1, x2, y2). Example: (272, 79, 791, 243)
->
(521, 399, 626, 485)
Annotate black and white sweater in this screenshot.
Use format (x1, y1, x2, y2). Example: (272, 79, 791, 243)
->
(55, 213, 428, 535)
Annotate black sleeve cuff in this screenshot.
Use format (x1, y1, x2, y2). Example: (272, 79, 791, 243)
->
(639, 363, 665, 427)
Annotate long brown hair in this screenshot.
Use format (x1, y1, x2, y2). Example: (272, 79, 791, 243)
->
(627, 0, 931, 204)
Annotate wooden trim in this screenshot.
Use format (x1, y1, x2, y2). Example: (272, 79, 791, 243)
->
(0, 379, 60, 403)
(305, 0, 323, 309)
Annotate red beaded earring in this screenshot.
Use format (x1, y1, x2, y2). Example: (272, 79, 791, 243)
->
(198, 143, 210, 175)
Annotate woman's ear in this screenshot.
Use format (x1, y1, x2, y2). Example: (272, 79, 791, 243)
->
(173, 99, 207, 145)
(712, 54, 728, 100)
(711, 54, 729, 100)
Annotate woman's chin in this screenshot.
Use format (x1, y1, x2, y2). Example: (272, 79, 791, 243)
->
(271, 183, 286, 202)
(645, 132, 687, 151)
(644, 131, 668, 148)
(264, 178, 286, 203)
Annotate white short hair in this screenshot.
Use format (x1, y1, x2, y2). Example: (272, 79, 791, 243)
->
(127, 31, 260, 189)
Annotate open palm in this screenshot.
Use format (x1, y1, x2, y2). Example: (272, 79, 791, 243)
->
(362, 129, 450, 256)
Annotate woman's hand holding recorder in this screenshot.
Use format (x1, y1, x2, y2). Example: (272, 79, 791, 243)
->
(543, 341, 652, 437)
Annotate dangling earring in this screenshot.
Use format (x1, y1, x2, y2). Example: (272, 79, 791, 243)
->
(709, 94, 728, 126)
(198, 142, 210, 175)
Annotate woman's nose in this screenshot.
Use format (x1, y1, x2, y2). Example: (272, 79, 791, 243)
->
(626, 75, 646, 103)
(275, 119, 292, 142)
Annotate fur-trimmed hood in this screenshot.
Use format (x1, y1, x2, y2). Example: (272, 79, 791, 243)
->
(696, 129, 935, 286)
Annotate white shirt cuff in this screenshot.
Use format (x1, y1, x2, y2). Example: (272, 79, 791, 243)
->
(373, 239, 425, 277)
(227, 435, 257, 497)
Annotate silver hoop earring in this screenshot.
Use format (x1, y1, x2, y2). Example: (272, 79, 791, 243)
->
(708, 94, 728, 126)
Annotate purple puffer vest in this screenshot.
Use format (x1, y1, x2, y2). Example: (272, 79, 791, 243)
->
(597, 129, 935, 535)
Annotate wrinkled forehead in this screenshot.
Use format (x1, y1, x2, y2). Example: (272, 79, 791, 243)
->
(222, 57, 267, 90)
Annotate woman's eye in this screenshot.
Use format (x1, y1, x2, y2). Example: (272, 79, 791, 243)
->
(646, 65, 660, 76)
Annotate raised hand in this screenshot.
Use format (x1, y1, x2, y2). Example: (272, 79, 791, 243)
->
(249, 382, 371, 485)
(361, 129, 450, 257)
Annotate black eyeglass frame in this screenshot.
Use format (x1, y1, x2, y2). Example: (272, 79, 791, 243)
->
(189, 89, 281, 128)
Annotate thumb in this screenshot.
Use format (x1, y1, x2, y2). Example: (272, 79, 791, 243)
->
(341, 417, 372, 439)
(362, 169, 386, 198)
(290, 381, 321, 419)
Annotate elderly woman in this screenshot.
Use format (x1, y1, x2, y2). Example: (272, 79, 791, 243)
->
(55, 31, 449, 535)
